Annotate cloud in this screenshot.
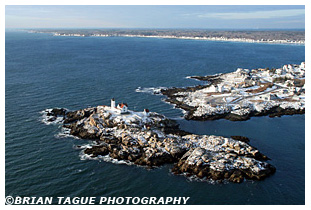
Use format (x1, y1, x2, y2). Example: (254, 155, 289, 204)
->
(196, 9, 305, 20)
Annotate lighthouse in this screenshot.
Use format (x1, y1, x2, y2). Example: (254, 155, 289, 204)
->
(111, 98, 116, 109)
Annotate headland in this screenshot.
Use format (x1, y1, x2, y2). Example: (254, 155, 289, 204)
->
(160, 63, 305, 121)
(42, 99, 275, 183)
(29, 29, 305, 45)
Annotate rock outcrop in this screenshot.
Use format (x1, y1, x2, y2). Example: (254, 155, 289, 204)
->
(158, 64, 305, 121)
(42, 106, 276, 183)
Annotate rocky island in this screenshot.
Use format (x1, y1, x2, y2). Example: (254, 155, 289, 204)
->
(42, 99, 275, 183)
(160, 63, 305, 121)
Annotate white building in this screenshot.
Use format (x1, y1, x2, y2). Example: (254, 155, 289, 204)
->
(270, 94, 278, 100)
(110, 98, 129, 114)
(208, 85, 217, 92)
(117, 103, 129, 114)
(287, 64, 294, 73)
(217, 84, 224, 93)
(143, 109, 150, 116)
(261, 70, 270, 77)
(242, 69, 250, 74)
(236, 68, 243, 76)
(275, 68, 282, 75)
(259, 93, 271, 101)
(285, 73, 294, 80)
(283, 64, 289, 72)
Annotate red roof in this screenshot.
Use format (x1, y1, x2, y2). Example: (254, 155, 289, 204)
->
(118, 103, 128, 108)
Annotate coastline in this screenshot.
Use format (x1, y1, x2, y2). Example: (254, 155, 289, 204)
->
(118, 34, 305, 45)
(158, 63, 305, 121)
(26, 29, 305, 45)
(53, 33, 305, 45)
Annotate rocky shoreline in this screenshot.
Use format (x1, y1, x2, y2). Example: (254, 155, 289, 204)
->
(159, 64, 305, 121)
(162, 88, 305, 121)
(42, 106, 276, 183)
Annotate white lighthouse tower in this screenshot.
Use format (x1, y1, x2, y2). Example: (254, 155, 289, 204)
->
(111, 98, 116, 109)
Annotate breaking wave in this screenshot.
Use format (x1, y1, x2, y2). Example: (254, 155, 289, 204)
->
(135, 87, 165, 95)
(39, 109, 65, 125)
(79, 149, 135, 166)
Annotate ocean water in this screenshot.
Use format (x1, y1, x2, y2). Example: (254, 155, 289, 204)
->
(5, 31, 305, 204)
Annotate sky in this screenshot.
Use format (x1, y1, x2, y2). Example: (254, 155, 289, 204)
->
(5, 5, 305, 29)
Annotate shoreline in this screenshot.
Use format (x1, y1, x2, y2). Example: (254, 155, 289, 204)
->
(120, 34, 305, 45)
(53, 33, 305, 45)
(26, 30, 305, 45)
(157, 63, 305, 121)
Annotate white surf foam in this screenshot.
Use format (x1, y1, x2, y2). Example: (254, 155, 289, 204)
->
(40, 111, 64, 125)
(79, 150, 135, 166)
(55, 127, 80, 139)
(135, 87, 165, 95)
(40, 108, 67, 125)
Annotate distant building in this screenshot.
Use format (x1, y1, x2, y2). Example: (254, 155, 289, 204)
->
(261, 70, 270, 77)
(217, 84, 224, 93)
(282, 89, 289, 94)
(285, 73, 294, 80)
(283, 64, 294, 73)
(270, 94, 278, 100)
(209, 85, 217, 92)
(288, 64, 293, 72)
(251, 69, 258, 74)
(275, 69, 282, 75)
(236, 68, 243, 76)
(259, 93, 271, 101)
(288, 87, 295, 95)
(144, 109, 150, 116)
(283, 65, 289, 72)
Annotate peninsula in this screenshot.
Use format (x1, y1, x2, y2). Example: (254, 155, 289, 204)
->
(159, 63, 305, 121)
(29, 29, 305, 45)
(42, 99, 275, 183)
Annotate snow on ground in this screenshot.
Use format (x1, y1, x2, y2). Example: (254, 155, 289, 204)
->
(167, 64, 305, 118)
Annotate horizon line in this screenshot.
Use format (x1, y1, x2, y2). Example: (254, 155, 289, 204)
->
(6, 27, 306, 31)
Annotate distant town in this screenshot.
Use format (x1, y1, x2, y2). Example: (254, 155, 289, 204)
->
(30, 29, 305, 44)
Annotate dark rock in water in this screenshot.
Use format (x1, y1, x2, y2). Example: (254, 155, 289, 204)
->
(69, 124, 99, 140)
(231, 136, 250, 143)
(84, 145, 109, 157)
(241, 164, 276, 181)
(47, 108, 67, 116)
(183, 107, 305, 122)
(64, 111, 84, 124)
(47, 116, 57, 122)
(268, 108, 305, 118)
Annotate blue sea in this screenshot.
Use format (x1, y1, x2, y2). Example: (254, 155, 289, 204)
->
(5, 31, 305, 204)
